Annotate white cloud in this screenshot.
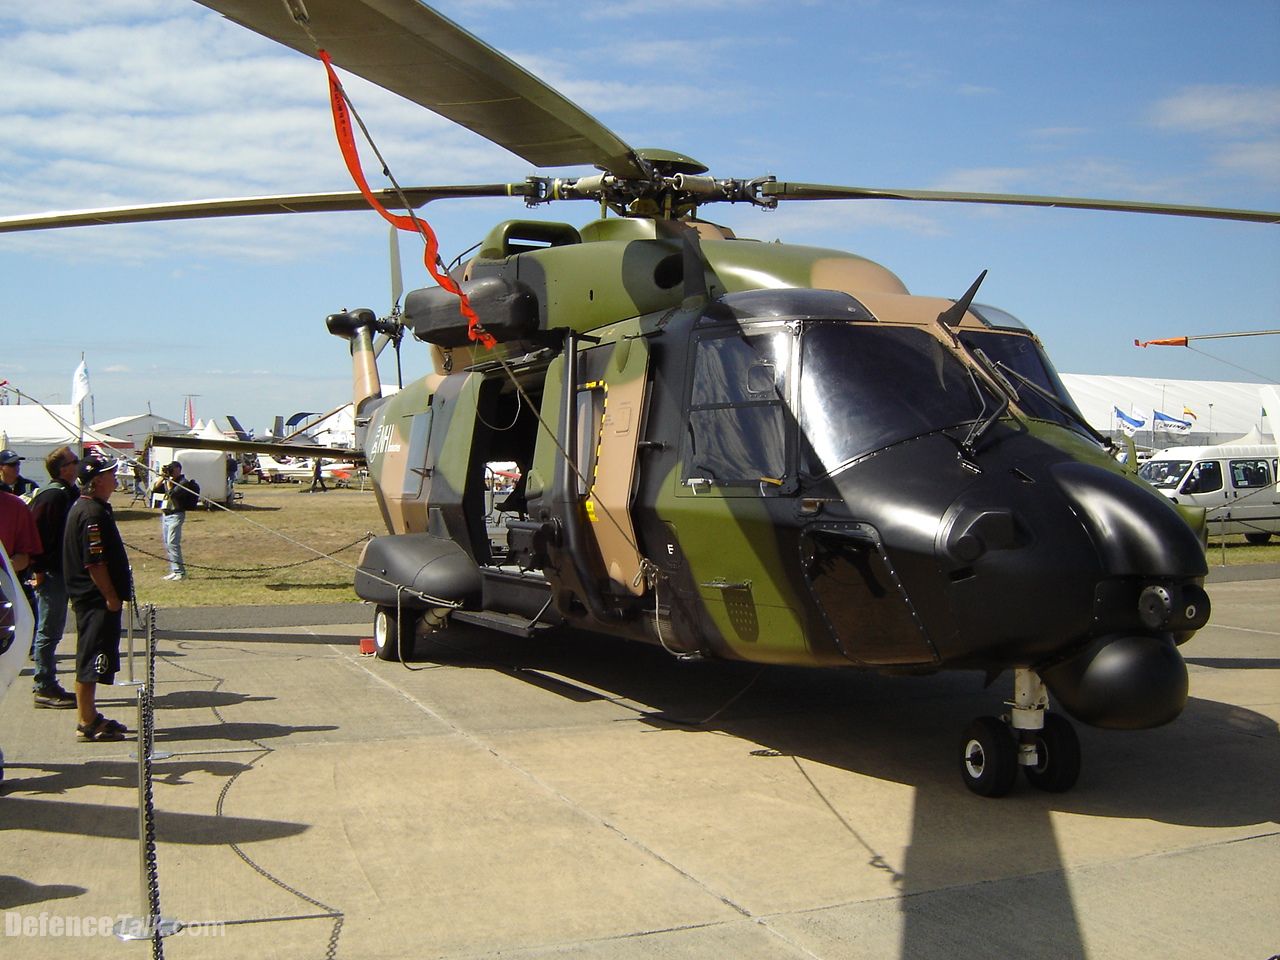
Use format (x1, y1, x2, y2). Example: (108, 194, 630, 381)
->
(1212, 139, 1280, 183)
(1152, 85, 1280, 135)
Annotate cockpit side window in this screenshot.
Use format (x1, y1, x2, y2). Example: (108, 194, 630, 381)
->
(682, 327, 793, 490)
(957, 329, 1085, 432)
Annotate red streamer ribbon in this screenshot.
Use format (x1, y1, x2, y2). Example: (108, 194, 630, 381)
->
(319, 50, 494, 349)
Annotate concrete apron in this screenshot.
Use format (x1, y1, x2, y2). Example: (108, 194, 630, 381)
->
(0, 578, 1276, 959)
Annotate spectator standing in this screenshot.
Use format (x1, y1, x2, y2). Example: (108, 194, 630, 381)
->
(0, 489, 42, 636)
(0, 490, 41, 578)
(0, 449, 39, 502)
(28, 446, 81, 708)
(151, 462, 199, 581)
(63, 455, 130, 742)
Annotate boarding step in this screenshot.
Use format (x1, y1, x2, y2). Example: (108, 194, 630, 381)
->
(451, 609, 552, 639)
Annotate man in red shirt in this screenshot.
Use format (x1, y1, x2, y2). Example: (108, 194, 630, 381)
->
(0, 490, 41, 577)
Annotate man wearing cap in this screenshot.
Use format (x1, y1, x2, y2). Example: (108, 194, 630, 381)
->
(28, 446, 81, 708)
(0, 449, 39, 502)
(63, 455, 130, 742)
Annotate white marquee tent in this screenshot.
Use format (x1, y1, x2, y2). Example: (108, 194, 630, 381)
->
(0, 404, 132, 469)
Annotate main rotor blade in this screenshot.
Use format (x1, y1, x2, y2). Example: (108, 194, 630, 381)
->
(195, 0, 647, 178)
(0, 184, 524, 233)
(762, 183, 1280, 224)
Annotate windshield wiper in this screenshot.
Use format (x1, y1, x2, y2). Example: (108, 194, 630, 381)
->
(960, 365, 1010, 458)
(994, 361, 1115, 450)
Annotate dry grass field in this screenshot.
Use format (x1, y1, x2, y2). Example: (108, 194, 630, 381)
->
(114, 481, 384, 608)
(110, 479, 1277, 609)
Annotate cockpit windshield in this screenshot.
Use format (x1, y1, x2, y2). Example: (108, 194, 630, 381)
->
(957, 328, 1088, 435)
(799, 324, 988, 476)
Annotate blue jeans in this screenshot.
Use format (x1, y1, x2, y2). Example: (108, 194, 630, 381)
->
(33, 571, 68, 689)
(162, 512, 186, 576)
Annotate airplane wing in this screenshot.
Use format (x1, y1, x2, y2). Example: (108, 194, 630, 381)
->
(145, 434, 365, 463)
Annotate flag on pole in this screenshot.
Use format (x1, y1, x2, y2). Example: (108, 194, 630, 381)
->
(1153, 409, 1192, 434)
(1114, 406, 1146, 437)
(70, 360, 90, 407)
(1182, 406, 1198, 420)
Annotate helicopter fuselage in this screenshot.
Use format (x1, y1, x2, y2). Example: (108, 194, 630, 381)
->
(341, 215, 1208, 736)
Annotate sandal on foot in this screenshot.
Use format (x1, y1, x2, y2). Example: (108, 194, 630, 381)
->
(77, 716, 126, 743)
(94, 713, 128, 734)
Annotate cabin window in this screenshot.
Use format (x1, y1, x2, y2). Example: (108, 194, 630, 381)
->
(1181, 460, 1223, 495)
(799, 324, 986, 476)
(682, 328, 792, 488)
(1229, 459, 1272, 489)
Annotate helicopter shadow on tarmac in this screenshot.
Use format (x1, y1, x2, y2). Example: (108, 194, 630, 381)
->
(404, 622, 1278, 960)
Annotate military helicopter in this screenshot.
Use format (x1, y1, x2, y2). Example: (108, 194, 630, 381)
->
(3, 0, 1278, 798)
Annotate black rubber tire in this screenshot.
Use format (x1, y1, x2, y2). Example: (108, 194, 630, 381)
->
(1244, 532, 1272, 545)
(373, 605, 416, 662)
(1023, 713, 1082, 793)
(960, 716, 1019, 798)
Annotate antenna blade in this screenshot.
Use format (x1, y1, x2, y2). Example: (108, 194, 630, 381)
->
(195, 0, 647, 178)
(763, 182, 1280, 225)
(389, 226, 404, 310)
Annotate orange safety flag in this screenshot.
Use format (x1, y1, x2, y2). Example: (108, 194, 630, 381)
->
(319, 50, 495, 349)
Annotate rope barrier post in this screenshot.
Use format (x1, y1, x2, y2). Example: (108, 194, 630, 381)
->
(115, 605, 182, 951)
(125, 600, 138, 686)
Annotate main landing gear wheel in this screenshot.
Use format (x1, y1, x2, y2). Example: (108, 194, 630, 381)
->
(373, 605, 416, 662)
(1023, 712, 1082, 792)
(960, 716, 1019, 797)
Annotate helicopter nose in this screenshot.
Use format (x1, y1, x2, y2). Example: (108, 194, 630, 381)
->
(1050, 461, 1207, 578)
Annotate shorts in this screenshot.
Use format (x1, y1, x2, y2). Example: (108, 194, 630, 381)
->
(73, 599, 122, 685)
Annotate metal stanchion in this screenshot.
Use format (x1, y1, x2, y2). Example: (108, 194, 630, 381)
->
(114, 604, 182, 950)
(126, 601, 136, 686)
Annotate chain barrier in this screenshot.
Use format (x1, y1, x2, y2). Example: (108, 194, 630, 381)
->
(114, 604, 182, 951)
(121, 532, 373, 573)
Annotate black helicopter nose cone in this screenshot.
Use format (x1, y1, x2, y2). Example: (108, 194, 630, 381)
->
(1051, 461, 1207, 578)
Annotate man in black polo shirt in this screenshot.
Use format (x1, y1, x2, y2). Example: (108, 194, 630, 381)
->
(63, 455, 130, 742)
(29, 445, 81, 707)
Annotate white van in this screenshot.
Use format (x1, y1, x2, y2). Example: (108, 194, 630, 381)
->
(1139, 443, 1279, 544)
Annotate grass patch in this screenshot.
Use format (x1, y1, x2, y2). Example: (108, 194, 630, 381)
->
(115, 482, 383, 608)
(110, 482, 1277, 608)
(1204, 534, 1280, 567)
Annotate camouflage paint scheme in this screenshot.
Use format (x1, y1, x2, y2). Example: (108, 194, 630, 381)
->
(345, 214, 1209, 717)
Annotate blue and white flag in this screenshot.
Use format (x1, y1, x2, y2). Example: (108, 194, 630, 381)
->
(1114, 406, 1146, 437)
(1153, 409, 1192, 434)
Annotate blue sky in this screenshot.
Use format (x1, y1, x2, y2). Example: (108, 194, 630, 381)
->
(2, 0, 1277, 434)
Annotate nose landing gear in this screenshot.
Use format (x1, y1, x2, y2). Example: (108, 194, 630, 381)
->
(959, 668, 1081, 797)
